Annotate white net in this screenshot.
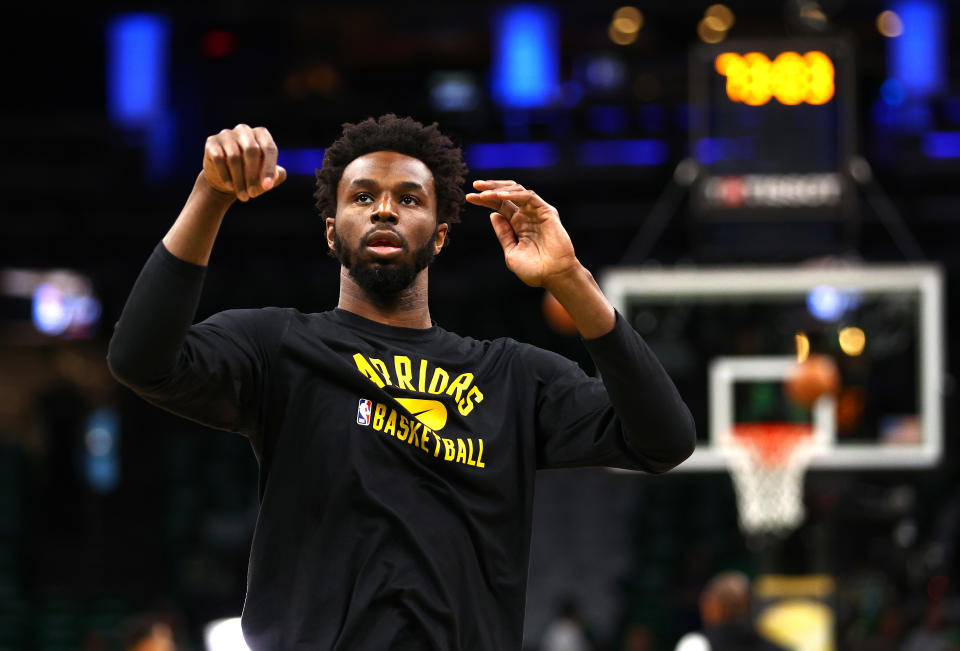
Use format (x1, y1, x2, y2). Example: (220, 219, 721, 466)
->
(721, 426, 818, 536)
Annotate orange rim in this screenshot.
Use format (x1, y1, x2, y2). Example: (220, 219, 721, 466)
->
(730, 422, 814, 467)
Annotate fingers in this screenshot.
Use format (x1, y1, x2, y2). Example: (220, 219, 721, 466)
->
(466, 187, 549, 221)
(499, 199, 519, 219)
(473, 179, 518, 190)
(464, 194, 491, 209)
(218, 129, 248, 201)
(203, 124, 283, 202)
(465, 191, 505, 210)
(235, 124, 262, 198)
(204, 137, 232, 192)
(253, 126, 279, 190)
(489, 212, 517, 254)
(492, 189, 545, 208)
(466, 182, 526, 211)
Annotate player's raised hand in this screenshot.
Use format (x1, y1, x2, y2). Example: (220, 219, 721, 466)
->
(203, 124, 287, 202)
(466, 180, 578, 288)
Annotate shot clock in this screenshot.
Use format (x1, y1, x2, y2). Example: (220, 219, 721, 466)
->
(689, 39, 855, 221)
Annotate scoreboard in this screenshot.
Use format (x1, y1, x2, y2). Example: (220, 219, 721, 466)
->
(689, 38, 855, 220)
(715, 51, 835, 106)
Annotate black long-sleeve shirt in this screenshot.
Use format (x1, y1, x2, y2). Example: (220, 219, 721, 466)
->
(107, 243, 695, 650)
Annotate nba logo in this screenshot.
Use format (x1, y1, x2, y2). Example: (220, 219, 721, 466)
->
(357, 399, 372, 426)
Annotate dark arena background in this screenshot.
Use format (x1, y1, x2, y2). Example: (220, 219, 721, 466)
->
(2, 1, 960, 649)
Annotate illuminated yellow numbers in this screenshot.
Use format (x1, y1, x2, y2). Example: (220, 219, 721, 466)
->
(714, 51, 835, 106)
(772, 52, 806, 105)
(803, 51, 835, 105)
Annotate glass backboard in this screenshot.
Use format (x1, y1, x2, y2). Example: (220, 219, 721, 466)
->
(601, 265, 944, 471)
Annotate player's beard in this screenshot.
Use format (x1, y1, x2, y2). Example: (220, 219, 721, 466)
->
(331, 226, 438, 302)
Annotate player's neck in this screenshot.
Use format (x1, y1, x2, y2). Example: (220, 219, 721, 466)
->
(336, 267, 433, 329)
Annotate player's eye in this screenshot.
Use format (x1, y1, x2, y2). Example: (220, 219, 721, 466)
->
(355, 193, 374, 203)
(401, 195, 420, 206)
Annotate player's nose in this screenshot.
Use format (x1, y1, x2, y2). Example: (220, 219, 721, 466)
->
(371, 195, 398, 223)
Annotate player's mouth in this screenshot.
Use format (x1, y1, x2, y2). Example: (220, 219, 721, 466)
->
(364, 230, 405, 258)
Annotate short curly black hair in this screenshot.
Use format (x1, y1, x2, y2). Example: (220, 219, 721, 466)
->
(314, 114, 468, 247)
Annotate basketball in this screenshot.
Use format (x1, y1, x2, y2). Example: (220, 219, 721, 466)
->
(784, 354, 841, 407)
(542, 291, 579, 335)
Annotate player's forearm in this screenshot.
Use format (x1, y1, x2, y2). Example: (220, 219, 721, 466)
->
(542, 262, 616, 339)
(162, 172, 236, 266)
(583, 313, 696, 472)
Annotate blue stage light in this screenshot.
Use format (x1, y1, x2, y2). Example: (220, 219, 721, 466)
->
(491, 6, 559, 108)
(694, 138, 735, 165)
(888, 1, 945, 98)
(807, 285, 850, 322)
(880, 78, 906, 106)
(107, 13, 169, 127)
(578, 139, 668, 166)
(465, 142, 559, 169)
(281, 149, 326, 175)
(923, 132, 960, 159)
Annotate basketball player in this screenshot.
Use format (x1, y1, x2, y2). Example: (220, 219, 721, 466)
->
(107, 115, 696, 650)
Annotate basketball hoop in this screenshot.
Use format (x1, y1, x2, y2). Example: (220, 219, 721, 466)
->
(721, 422, 819, 536)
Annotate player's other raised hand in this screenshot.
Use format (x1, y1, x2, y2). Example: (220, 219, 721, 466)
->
(465, 179, 578, 289)
(203, 124, 287, 202)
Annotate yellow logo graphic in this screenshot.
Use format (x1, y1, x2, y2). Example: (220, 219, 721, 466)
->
(395, 398, 448, 431)
(715, 51, 835, 106)
(352, 353, 485, 417)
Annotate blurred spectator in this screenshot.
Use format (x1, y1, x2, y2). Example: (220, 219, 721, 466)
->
(674, 572, 786, 651)
(541, 597, 593, 651)
(901, 600, 959, 651)
(120, 613, 177, 651)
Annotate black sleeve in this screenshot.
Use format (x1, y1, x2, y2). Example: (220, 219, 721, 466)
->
(528, 311, 696, 473)
(106, 242, 288, 445)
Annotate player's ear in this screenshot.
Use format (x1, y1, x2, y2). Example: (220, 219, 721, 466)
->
(434, 222, 449, 254)
(325, 217, 336, 250)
